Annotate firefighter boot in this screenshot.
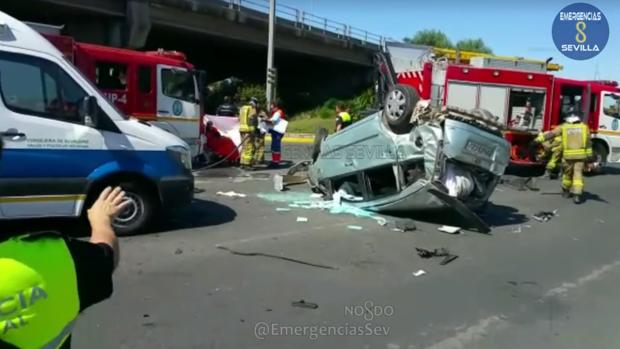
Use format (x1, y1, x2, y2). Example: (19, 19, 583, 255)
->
(562, 188, 570, 198)
(573, 194, 584, 204)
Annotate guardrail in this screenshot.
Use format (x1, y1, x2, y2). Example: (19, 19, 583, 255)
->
(223, 0, 385, 47)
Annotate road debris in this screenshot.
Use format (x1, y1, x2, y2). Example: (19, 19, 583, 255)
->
(292, 300, 319, 309)
(394, 219, 417, 232)
(274, 174, 284, 191)
(438, 225, 461, 234)
(216, 245, 338, 270)
(415, 247, 459, 265)
(310, 193, 323, 199)
(296, 216, 308, 222)
(532, 209, 558, 222)
(174, 248, 183, 255)
(216, 191, 247, 198)
(347, 225, 363, 231)
(413, 270, 427, 277)
(275, 208, 291, 212)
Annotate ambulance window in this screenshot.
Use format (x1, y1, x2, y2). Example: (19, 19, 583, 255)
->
(603, 94, 620, 118)
(138, 66, 152, 93)
(95, 62, 127, 90)
(507, 89, 545, 131)
(0, 52, 86, 123)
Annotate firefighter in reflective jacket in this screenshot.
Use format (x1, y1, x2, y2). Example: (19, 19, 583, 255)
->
(239, 98, 259, 169)
(536, 115, 593, 204)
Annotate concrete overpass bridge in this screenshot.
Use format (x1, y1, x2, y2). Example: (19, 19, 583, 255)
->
(1, 0, 386, 110)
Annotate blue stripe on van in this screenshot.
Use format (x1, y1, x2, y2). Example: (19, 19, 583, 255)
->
(0, 149, 184, 180)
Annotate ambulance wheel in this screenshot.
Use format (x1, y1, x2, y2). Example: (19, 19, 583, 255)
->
(112, 182, 158, 236)
(312, 128, 329, 163)
(383, 84, 419, 134)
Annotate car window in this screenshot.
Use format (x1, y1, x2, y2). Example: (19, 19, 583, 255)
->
(96, 62, 128, 91)
(0, 51, 87, 124)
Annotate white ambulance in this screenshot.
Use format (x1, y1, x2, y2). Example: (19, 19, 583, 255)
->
(0, 11, 194, 235)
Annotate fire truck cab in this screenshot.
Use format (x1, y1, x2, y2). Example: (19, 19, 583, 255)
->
(379, 42, 620, 176)
(29, 23, 205, 159)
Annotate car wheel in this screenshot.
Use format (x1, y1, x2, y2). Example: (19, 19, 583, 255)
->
(591, 141, 608, 175)
(382, 84, 419, 134)
(312, 128, 329, 163)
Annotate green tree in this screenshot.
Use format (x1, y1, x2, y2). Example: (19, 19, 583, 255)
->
(455, 38, 493, 54)
(404, 29, 453, 49)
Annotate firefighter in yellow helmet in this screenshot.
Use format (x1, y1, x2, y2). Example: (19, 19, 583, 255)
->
(535, 114, 593, 204)
(0, 139, 129, 349)
(238, 97, 259, 170)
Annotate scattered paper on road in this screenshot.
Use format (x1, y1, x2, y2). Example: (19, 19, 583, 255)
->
(276, 208, 291, 212)
(438, 225, 461, 234)
(413, 270, 426, 277)
(347, 225, 363, 231)
(296, 217, 308, 222)
(216, 191, 247, 198)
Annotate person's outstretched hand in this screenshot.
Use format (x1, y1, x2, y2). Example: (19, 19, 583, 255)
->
(88, 187, 129, 230)
(87, 187, 129, 269)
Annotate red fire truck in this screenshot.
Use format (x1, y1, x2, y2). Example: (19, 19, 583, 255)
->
(378, 42, 620, 176)
(28, 22, 205, 158)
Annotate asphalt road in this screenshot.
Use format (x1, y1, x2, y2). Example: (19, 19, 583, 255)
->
(66, 145, 620, 349)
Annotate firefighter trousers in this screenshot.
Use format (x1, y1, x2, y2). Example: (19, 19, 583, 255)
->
(543, 140, 562, 171)
(240, 132, 256, 166)
(254, 133, 265, 164)
(562, 159, 585, 195)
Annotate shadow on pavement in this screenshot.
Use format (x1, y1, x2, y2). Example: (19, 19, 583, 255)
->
(393, 202, 528, 231)
(0, 199, 237, 238)
(155, 198, 237, 232)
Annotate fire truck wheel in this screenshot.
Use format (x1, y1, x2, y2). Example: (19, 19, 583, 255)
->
(383, 84, 419, 134)
(312, 128, 329, 163)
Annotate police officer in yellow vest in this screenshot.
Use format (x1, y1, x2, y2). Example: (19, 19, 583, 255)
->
(535, 114, 593, 204)
(335, 104, 352, 132)
(0, 139, 129, 349)
(239, 97, 259, 170)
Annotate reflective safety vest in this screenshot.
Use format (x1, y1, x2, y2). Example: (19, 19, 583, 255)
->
(239, 105, 256, 133)
(0, 233, 79, 349)
(338, 112, 352, 128)
(561, 123, 592, 160)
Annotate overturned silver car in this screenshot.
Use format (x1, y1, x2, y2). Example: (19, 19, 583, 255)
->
(307, 100, 510, 232)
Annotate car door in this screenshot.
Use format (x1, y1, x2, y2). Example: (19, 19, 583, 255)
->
(599, 91, 620, 161)
(0, 50, 105, 218)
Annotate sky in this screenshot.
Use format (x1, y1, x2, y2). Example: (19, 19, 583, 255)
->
(280, 0, 619, 82)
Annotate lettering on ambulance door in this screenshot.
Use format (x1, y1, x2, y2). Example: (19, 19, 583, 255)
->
(0, 51, 105, 218)
(95, 62, 128, 113)
(446, 82, 477, 110)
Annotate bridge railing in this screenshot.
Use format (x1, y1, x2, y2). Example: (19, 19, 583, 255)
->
(224, 0, 385, 47)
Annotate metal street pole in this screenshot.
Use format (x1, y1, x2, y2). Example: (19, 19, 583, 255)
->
(266, 0, 276, 107)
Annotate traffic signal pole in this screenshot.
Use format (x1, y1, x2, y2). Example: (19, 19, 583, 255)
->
(266, 0, 276, 107)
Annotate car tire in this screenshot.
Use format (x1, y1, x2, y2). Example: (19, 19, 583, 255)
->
(312, 128, 329, 163)
(591, 141, 608, 175)
(87, 181, 158, 236)
(382, 84, 419, 134)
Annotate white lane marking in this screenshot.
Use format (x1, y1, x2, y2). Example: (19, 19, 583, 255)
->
(425, 259, 620, 349)
(545, 259, 620, 297)
(425, 316, 507, 349)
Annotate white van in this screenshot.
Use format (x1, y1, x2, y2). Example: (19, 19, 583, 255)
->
(0, 11, 194, 235)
